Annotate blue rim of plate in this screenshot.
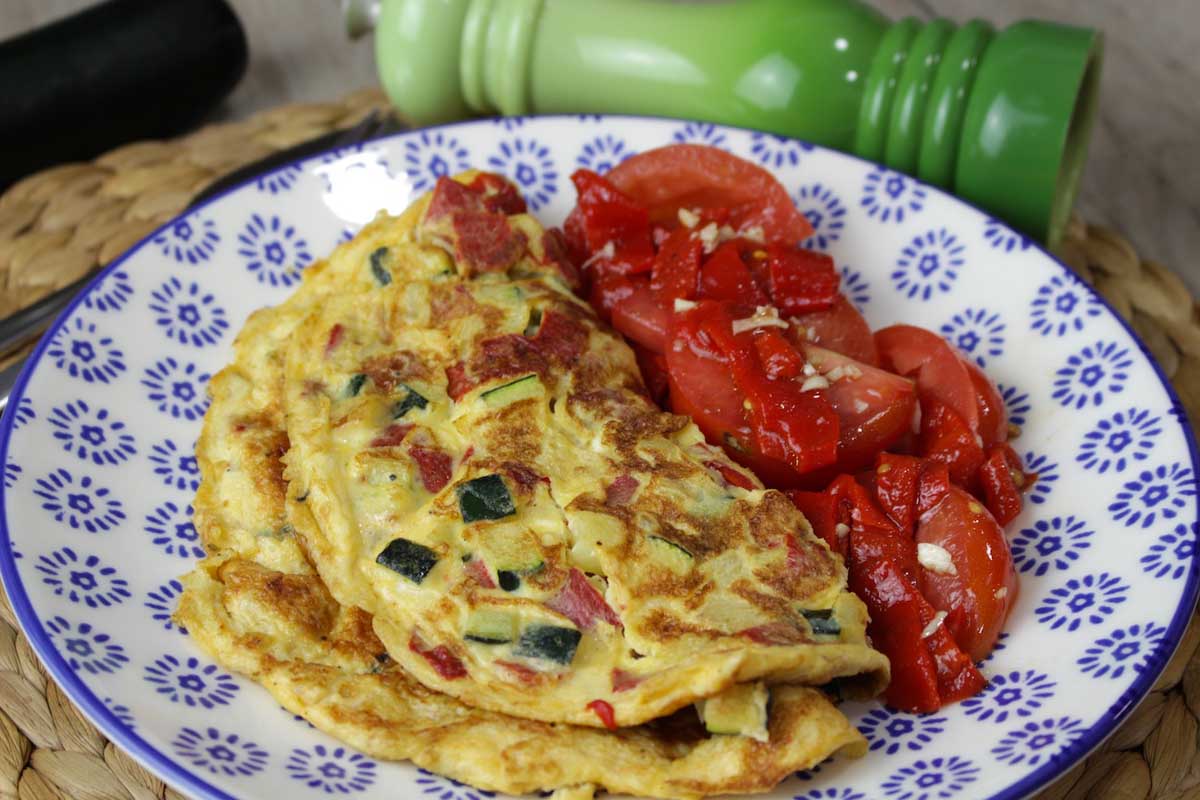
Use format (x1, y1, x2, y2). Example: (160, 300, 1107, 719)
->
(0, 114, 1196, 800)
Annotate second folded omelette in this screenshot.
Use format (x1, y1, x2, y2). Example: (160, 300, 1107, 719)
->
(282, 175, 888, 728)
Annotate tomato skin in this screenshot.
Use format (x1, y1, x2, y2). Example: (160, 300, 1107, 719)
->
(788, 295, 879, 366)
(963, 358, 1009, 448)
(610, 278, 670, 354)
(588, 273, 635, 321)
(631, 343, 669, 406)
(803, 344, 918, 475)
(876, 325, 980, 433)
(916, 485, 1018, 662)
(603, 144, 813, 244)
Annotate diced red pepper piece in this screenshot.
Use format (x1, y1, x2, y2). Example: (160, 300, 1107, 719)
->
(409, 635, 467, 680)
(753, 328, 805, 380)
(445, 363, 472, 401)
(916, 460, 952, 520)
(740, 621, 807, 645)
(826, 474, 900, 538)
(698, 241, 769, 306)
(531, 310, 590, 366)
(650, 226, 704, 304)
(463, 557, 496, 589)
(918, 601, 987, 703)
(587, 699, 619, 730)
(847, 535, 941, 713)
(325, 324, 344, 357)
(409, 445, 452, 493)
(496, 660, 540, 684)
(369, 423, 414, 448)
(875, 453, 922, 536)
(547, 569, 621, 631)
(538, 228, 582, 290)
(705, 460, 757, 491)
(450, 211, 528, 275)
(605, 474, 639, 507)
(765, 245, 840, 315)
(426, 176, 484, 221)
(979, 447, 1023, 525)
(788, 489, 845, 558)
(469, 172, 527, 215)
(919, 400, 985, 488)
(569, 169, 655, 277)
(611, 668, 643, 692)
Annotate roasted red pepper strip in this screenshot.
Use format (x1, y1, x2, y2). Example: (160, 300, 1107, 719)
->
(408, 635, 467, 680)
(699, 241, 769, 306)
(919, 399, 985, 488)
(916, 460, 952, 520)
(875, 453, 922, 536)
(848, 532, 941, 714)
(650, 226, 704, 304)
(826, 474, 900, 538)
(753, 328, 805, 380)
(919, 602, 987, 703)
(587, 699, 619, 730)
(788, 489, 845, 558)
(568, 169, 655, 277)
(979, 447, 1023, 525)
(547, 569, 622, 631)
(705, 460, 758, 491)
(765, 245, 840, 315)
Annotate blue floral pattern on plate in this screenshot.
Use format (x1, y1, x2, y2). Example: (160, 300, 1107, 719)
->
(48, 400, 136, 466)
(0, 117, 1194, 800)
(891, 229, 964, 301)
(861, 167, 926, 224)
(287, 745, 377, 794)
(149, 278, 229, 348)
(960, 671, 1056, 724)
(1010, 516, 1093, 577)
(1108, 463, 1196, 529)
(939, 307, 1005, 368)
(145, 654, 239, 709)
(748, 133, 811, 169)
(1076, 407, 1162, 473)
(795, 183, 847, 251)
(1035, 573, 1130, 632)
(1142, 521, 1197, 580)
(46, 318, 126, 384)
(35, 547, 129, 608)
(1077, 622, 1168, 680)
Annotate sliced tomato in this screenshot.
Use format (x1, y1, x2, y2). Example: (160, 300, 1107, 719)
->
(963, 358, 1009, 448)
(916, 485, 1018, 662)
(603, 144, 813, 244)
(787, 295, 879, 366)
(876, 325, 980, 433)
(802, 344, 918, 474)
(610, 277, 669, 354)
(632, 343, 670, 405)
(588, 273, 635, 321)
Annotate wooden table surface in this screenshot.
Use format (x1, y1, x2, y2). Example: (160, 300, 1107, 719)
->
(3, 0, 1197, 294)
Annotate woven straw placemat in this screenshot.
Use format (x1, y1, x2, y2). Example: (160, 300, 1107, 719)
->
(0, 87, 1197, 800)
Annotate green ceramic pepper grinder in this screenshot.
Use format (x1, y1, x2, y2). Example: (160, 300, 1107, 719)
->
(367, 0, 1102, 248)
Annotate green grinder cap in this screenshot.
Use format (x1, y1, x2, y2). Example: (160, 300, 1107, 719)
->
(955, 21, 1104, 248)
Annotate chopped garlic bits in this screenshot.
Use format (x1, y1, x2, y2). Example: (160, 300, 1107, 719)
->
(677, 207, 700, 228)
(921, 610, 948, 639)
(917, 542, 957, 576)
(673, 298, 698, 312)
(731, 305, 788, 335)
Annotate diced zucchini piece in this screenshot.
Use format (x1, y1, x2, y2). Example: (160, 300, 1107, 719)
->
(464, 609, 518, 644)
(524, 308, 543, 337)
(648, 535, 693, 573)
(697, 682, 769, 742)
(376, 538, 439, 583)
(346, 373, 367, 397)
(480, 374, 542, 408)
(456, 475, 516, 522)
(514, 624, 581, 665)
(392, 384, 429, 418)
(497, 570, 520, 591)
(369, 246, 392, 285)
(801, 608, 840, 636)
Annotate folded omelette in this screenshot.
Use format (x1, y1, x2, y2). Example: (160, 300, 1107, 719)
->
(178, 171, 885, 796)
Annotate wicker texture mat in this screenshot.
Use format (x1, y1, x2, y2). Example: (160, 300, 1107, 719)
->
(0, 88, 1197, 800)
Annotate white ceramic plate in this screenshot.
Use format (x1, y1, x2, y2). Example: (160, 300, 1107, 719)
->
(0, 117, 1196, 800)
